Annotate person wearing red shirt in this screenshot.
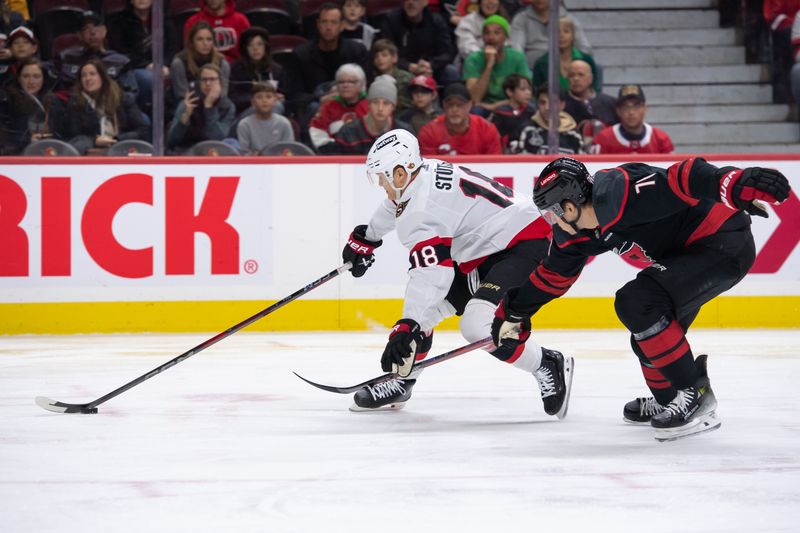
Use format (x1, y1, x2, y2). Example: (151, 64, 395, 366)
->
(590, 84, 673, 155)
(183, 0, 251, 62)
(418, 82, 502, 155)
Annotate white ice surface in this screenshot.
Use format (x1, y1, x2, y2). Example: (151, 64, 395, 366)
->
(2, 330, 799, 533)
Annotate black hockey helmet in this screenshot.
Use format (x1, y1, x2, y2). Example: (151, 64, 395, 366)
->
(533, 158, 593, 224)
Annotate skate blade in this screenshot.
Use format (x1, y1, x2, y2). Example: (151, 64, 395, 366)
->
(555, 356, 575, 420)
(622, 418, 652, 425)
(349, 401, 408, 413)
(654, 412, 721, 442)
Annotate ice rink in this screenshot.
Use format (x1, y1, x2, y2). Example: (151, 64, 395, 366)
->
(2, 329, 799, 532)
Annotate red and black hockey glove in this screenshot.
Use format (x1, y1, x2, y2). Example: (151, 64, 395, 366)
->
(491, 292, 532, 362)
(342, 225, 382, 277)
(381, 319, 424, 376)
(719, 167, 790, 218)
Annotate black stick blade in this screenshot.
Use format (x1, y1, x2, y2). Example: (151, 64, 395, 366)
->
(292, 371, 395, 394)
(35, 396, 98, 414)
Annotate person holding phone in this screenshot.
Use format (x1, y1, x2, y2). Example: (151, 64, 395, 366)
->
(166, 62, 235, 153)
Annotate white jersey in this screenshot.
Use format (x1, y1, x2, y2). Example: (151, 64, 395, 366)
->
(365, 159, 551, 330)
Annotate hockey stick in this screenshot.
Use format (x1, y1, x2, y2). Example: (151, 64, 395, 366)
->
(293, 336, 494, 394)
(35, 263, 353, 414)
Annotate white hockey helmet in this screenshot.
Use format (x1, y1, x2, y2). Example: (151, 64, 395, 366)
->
(365, 129, 423, 201)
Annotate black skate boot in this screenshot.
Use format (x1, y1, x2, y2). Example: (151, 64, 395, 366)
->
(350, 378, 416, 412)
(651, 354, 721, 441)
(533, 348, 574, 419)
(623, 397, 664, 424)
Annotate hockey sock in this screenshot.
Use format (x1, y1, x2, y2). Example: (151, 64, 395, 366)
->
(630, 336, 677, 405)
(634, 318, 698, 390)
(462, 298, 543, 372)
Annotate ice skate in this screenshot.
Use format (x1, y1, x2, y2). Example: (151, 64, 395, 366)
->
(623, 397, 664, 424)
(652, 354, 721, 441)
(533, 348, 574, 419)
(350, 378, 416, 412)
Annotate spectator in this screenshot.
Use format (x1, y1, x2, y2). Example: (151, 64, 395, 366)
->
(57, 11, 137, 96)
(167, 63, 236, 152)
(0, 26, 57, 88)
(4, 1, 27, 21)
(564, 58, 616, 126)
(282, 3, 370, 115)
(490, 73, 534, 150)
(308, 63, 368, 150)
(398, 74, 442, 134)
(378, 0, 459, 86)
(171, 21, 230, 101)
(463, 15, 530, 113)
(371, 39, 413, 112)
(532, 16, 599, 93)
(108, 0, 175, 112)
(183, 0, 251, 62)
(454, 0, 508, 62)
(236, 82, 294, 154)
(61, 58, 150, 154)
(418, 82, 502, 154)
(0, 1, 23, 77)
(320, 75, 413, 154)
(791, 9, 800, 107)
(510, 0, 591, 69)
(763, 0, 800, 102)
(590, 84, 674, 154)
(508, 84, 582, 154)
(0, 58, 63, 154)
(229, 27, 286, 115)
(341, 0, 379, 51)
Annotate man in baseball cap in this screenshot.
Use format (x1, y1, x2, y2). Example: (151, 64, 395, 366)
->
(418, 82, 502, 155)
(591, 83, 674, 154)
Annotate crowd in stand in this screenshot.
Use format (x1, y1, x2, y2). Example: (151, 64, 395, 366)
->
(1, 0, 790, 157)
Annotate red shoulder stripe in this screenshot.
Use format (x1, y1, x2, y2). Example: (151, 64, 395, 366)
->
(666, 158, 699, 206)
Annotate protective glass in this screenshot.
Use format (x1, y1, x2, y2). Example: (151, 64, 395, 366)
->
(538, 201, 566, 225)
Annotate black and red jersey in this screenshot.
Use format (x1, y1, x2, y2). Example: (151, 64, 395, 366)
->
(513, 158, 752, 315)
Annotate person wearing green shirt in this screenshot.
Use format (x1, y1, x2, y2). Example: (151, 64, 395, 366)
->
(532, 16, 600, 93)
(463, 15, 532, 114)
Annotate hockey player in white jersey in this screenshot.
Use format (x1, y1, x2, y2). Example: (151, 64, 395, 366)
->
(342, 129, 574, 415)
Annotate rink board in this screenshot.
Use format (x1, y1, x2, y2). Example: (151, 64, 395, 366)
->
(1, 154, 799, 333)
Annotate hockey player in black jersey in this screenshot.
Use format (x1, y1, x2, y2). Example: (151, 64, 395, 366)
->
(491, 156, 790, 441)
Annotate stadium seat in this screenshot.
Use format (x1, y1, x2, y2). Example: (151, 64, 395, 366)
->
(169, 0, 200, 39)
(51, 33, 82, 59)
(299, 0, 328, 38)
(101, 0, 126, 15)
(366, 0, 401, 28)
(23, 139, 82, 156)
(32, 0, 90, 61)
(237, 0, 298, 36)
(268, 34, 307, 66)
(260, 141, 315, 156)
(106, 140, 155, 156)
(188, 140, 242, 156)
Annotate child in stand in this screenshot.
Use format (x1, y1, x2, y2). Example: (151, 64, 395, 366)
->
(341, 0, 379, 50)
(371, 38, 413, 112)
(490, 73, 535, 151)
(397, 74, 442, 134)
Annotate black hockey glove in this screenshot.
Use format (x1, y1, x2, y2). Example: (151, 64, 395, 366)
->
(491, 292, 532, 361)
(719, 167, 790, 218)
(342, 225, 382, 277)
(381, 319, 424, 376)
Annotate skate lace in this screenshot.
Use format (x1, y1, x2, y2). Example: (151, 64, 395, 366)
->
(533, 366, 556, 398)
(639, 397, 663, 416)
(664, 388, 695, 416)
(367, 378, 406, 401)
